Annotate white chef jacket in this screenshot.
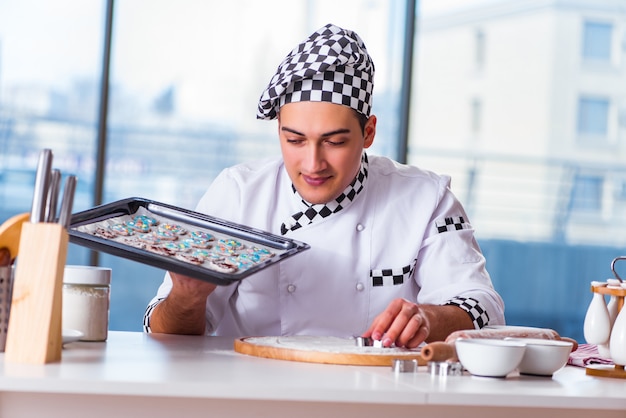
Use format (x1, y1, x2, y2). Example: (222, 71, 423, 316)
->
(145, 154, 505, 337)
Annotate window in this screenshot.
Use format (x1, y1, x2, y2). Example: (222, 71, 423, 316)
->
(0, 1, 105, 221)
(0, 0, 408, 331)
(577, 96, 609, 137)
(105, 0, 404, 208)
(412, 1, 626, 342)
(570, 174, 603, 212)
(4, 0, 624, 344)
(582, 21, 613, 61)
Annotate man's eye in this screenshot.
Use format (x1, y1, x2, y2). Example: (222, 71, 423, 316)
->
(326, 140, 345, 146)
(286, 138, 304, 144)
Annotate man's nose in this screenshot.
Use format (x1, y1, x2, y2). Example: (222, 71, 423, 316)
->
(303, 145, 326, 173)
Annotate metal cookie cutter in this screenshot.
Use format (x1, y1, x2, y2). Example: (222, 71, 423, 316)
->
(392, 359, 419, 373)
(355, 336, 383, 348)
(427, 361, 463, 377)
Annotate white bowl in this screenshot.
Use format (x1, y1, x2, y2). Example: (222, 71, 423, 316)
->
(505, 338, 573, 376)
(455, 338, 526, 377)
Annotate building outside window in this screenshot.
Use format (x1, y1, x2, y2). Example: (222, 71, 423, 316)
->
(577, 96, 610, 139)
(570, 174, 603, 212)
(582, 21, 613, 62)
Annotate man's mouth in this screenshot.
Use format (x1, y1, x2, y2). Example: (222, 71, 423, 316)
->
(302, 174, 330, 187)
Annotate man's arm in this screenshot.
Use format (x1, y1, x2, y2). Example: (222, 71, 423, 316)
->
(148, 273, 217, 335)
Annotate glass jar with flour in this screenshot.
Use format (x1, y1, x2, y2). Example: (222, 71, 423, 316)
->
(62, 266, 111, 342)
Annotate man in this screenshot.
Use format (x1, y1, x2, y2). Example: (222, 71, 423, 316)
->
(144, 24, 505, 348)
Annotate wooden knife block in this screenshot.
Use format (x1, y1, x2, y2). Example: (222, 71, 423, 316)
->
(4, 222, 68, 364)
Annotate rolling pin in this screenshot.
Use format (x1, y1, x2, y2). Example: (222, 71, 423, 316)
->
(421, 326, 579, 362)
(0, 247, 10, 267)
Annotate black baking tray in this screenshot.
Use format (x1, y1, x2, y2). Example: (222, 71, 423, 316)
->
(69, 197, 310, 285)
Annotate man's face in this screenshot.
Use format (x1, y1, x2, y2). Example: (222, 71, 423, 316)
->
(278, 101, 376, 205)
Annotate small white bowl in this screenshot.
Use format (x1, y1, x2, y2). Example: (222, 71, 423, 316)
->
(505, 338, 573, 376)
(455, 338, 526, 378)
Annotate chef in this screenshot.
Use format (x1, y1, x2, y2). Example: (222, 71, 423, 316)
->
(144, 23, 505, 348)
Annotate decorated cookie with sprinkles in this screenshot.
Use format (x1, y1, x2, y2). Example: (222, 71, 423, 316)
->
(237, 251, 263, 263)
(240, 247, 275, 262)
(145, 244, 177, 257)
(182, 237, 213, 249)
(108, 223, 135, 236)
(190, 248, 212, 259)
(251, 246, 274, 258)
(125, 218, 152, 233)
(94, 227, 117, 239)
(213, 244, 238, 257)
(229, 255, 255, 271)
(190, 230, 214, 241)
(206, 258, 238, 274)
(134, 214, 158, 226)
(218, 238, 244, 250)
(204, 251, 225, 262)
(137, 233, 164, 245)
(153, 228, 179, 241)
(123, 237, 147, 249)
(175, 252, 205, 266)
(163, 240, 192, 252)
(158, 223, 187, 236)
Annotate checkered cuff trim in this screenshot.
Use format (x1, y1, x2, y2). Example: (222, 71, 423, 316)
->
(444, 296, 490, 329)
(371, 259, 417, 287)
(143, 298, 165, 333)
(435, 216, 471, 233)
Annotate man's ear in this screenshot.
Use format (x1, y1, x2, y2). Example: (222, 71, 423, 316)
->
(363, 115, 377, 149)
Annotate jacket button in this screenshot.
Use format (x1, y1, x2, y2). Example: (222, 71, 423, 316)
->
(287, 284, 296, 293)
(356, 283, 364, 291)
(356, 224, 365, 232)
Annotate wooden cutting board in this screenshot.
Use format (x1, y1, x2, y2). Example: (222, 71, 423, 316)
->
(0, 213, 29, 261)
(234, 336, 426, 366)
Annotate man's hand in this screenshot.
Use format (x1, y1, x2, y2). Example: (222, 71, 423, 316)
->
(363, 298, 430, 348)
(363, 298, 475, 348)
(148, 272, 217, 335)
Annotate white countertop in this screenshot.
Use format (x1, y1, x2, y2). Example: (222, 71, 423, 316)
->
(1, 331, 625, 418)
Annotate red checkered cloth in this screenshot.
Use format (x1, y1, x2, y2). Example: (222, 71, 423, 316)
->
(567, 344, 614, 367)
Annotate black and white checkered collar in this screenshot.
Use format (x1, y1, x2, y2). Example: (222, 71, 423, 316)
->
(280, 153, 369, 235)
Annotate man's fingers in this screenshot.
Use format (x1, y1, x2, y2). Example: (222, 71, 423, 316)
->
(380, 303, 420, 347)
(366, 299, 406, 340)
(404, 314, 430, 348)
(365, 299, 431, 348)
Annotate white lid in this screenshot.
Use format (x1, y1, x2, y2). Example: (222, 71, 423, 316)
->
(63, 265, 111, 285)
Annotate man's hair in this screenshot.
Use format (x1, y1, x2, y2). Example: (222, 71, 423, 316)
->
(354, 110, 368, 135)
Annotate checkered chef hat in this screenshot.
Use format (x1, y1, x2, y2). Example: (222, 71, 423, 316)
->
(257, 23, 375, 120)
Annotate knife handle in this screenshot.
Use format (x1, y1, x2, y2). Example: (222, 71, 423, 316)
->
(58, 175, 77, 229)
(45, 169, 62, 223)
(30, 149, 53, 223)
